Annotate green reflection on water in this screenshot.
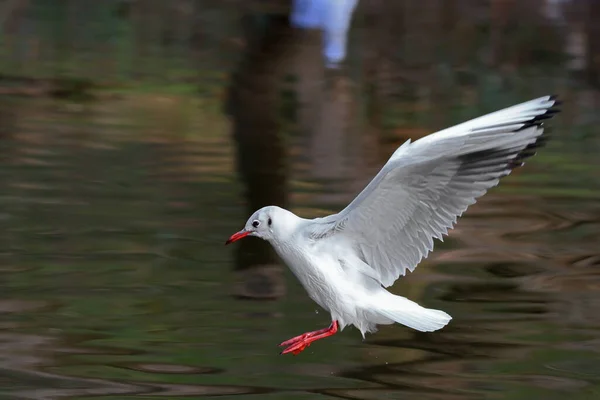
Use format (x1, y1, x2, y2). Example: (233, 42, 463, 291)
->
(0, 83, 599, 400)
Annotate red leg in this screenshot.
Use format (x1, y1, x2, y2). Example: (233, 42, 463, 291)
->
(280, 321, 338, 355)
(278, 324, 333, 347)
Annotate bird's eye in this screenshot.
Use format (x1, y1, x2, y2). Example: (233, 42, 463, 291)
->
(268, 218, 272, 226)
(252, 220, 260, 228)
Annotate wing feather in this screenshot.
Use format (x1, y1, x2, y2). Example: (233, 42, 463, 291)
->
(308, 96, 560, 287)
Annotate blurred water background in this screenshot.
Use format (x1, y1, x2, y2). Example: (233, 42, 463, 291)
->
(0, 0, 599, 399)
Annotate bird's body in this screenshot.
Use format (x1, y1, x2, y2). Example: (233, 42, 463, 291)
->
(271, 215, 382, 334)
(266, 209, 449, 337)
(226, 96, 560, 355)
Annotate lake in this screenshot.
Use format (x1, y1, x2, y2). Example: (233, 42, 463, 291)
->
(0, 90, 599, 399)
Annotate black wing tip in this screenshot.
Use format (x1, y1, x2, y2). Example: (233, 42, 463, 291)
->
(509, 131, 549, 169)
(546, 94, 562, 114)
(548, 94, 562, 105)
(517, 95, 562, 132)
(459, 95, 561, 176)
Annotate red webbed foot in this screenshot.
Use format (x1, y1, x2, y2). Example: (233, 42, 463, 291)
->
(279, 321, 338, 355)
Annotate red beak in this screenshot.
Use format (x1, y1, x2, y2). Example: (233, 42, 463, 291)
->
(225, 230, 251, 245)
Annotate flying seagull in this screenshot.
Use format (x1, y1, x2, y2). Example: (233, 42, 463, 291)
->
(226, 96, 560, 355)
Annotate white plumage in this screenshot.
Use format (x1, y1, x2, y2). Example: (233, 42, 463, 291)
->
(226, 96, 560, 355)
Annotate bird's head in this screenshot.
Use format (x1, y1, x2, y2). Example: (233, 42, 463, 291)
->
(225, 206, 298, 245)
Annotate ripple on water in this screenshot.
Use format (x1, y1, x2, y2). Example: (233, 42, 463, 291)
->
(137, 383, 271, 397)
(114, 362, 222, 375)
(1, 91, 599, 400)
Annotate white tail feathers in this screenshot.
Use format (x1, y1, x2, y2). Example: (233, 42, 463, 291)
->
(377, 294, 452, 332)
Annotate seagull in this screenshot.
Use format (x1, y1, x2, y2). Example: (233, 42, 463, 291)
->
(226, 96, 560, 355)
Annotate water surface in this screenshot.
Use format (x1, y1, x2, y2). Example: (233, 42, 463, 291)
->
(0, 94, 599, 400)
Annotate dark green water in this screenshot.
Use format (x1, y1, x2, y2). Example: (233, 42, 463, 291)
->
(0, 95, 599, 400)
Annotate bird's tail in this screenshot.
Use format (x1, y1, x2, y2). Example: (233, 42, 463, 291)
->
(376, 293, 451, 332)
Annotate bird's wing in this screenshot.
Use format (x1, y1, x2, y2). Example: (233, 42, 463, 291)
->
(308, 96, 560, 287)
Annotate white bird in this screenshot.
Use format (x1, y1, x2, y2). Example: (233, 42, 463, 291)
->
(226, 96, 560, 355)
(290, 0, 359, 67)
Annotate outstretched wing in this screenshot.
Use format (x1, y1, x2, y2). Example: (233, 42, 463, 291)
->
(308, 96, 560, 287)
